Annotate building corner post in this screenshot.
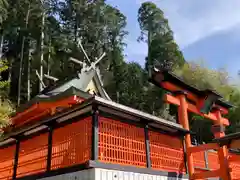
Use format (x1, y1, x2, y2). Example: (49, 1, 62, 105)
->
(47, 125, 53, 172)
(92, 104, 99, 161)
(12, 139, 20, 179)
(144, 124, 151, 168)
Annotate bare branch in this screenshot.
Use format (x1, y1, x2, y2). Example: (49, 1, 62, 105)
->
(36, 70, 46, 88)
(44, 74, 58, 82)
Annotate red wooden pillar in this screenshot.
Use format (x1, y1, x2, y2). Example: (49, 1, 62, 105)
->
(212, 110, 231, 180)
(177, 92, 195, 178)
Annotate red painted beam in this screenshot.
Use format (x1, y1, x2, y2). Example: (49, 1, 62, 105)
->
(11, 104, 39, 125)
(165, 94, 230, 126)
(14, 110, 50, 128)
(162, 81, 199, 102)
(11, 95, 85, 127)
(192, 169, 221, 179)
(161, 82, 229, 115)
(188, 143, 219, 154)
(229, 154, 240, 162)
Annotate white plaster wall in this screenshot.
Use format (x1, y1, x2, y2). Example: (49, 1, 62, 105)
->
(95, 168, 187, 180)
(40, 169, 95, 180)
(39, 168, 188, 180)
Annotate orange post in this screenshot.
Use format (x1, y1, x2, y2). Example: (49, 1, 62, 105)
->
(177, 93, 195, 178)
(150, 70, 235, 179)
(213, 110, 231, 180)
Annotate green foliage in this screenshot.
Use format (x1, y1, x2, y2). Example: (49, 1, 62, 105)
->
(138, 1, 185, 70)
(0, 59, 9, 89)
(0, 0, 8, 25)
(174, 60, 240, 142)
(0, 0, 240, 144)
(174, 60, 233, 100)
(0, 0, 130, 102)
(0, 100, 13, 128)
(138, 2, 165, 39)
(135, 2, 184, 121)
(0, 59, 13, 128)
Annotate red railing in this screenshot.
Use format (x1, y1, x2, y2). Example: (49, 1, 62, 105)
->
(193, 151, 205, 169)
(0, 145, 15, 180)
(98, 117, 146, 167)
(51, 117, 92, 170)
(17, 133, 48, 178)
(1, 115, 240, 179)
(98, 117, 186, 173)
(228, 153, 240, 179)
(149, 131, 186, 173)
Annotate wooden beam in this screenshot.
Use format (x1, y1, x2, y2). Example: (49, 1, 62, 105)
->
(161, 82, 229, 114)
(165, 93, 180, 105)
(11, 104, 39, 124)
(229, 139, 240, 149)
(162, 81, 199, 103)
(188, 143, 219, 154)
(192, 169, 221, 179)
(228, 154, 240, 162)
(14, 110, 49, 128)
(165, 94, 229, 126)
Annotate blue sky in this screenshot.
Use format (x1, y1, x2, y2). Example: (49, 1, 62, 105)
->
(106, 0, 240, 77)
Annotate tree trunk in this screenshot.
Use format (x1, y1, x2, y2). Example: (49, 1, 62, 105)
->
(95, 2, 100, 58)
(74, 19, 78, 43)
(0, 34, 4, 58)
(17, 4, 30, 106)
(147, 30, 152, 69)
(8, 58, 12, 83)
(27, 42, 31, 101)
(7, 58, 12, 96)
(39, 8, 45, 92)
(47, 39, 51, 75)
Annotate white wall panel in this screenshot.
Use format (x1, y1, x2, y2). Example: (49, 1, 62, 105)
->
(39, 169, 95, 180)
(39, 168, 188, 180)
(95, 169, 187, 180)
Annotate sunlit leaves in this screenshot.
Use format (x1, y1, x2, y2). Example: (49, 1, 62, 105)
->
(0, 59, 13, 128)
(0, 0, 8, 25)
(174, 60, 240, 139)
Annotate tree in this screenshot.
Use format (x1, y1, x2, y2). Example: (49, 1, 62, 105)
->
(102, 5, 128, 102)
(136, 2, 184, 121)
(0, 0, 132, 106)
(0, 0, 8, 57)
(173, 60, 240, 142)
(111, 62, 147, 110)
(138, 1, 184, 70)
(1, 0, 239, 143)
(174, 60, 233, 100)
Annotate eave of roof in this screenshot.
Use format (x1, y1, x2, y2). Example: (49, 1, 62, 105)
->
(212, 132, 240, 146)
(92, 96, 187, 133)
(14, 87, 92, 114)
(149, 69, 233, 109)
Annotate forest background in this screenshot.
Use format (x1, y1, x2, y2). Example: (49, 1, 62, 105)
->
(0, 0, 239, 143)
